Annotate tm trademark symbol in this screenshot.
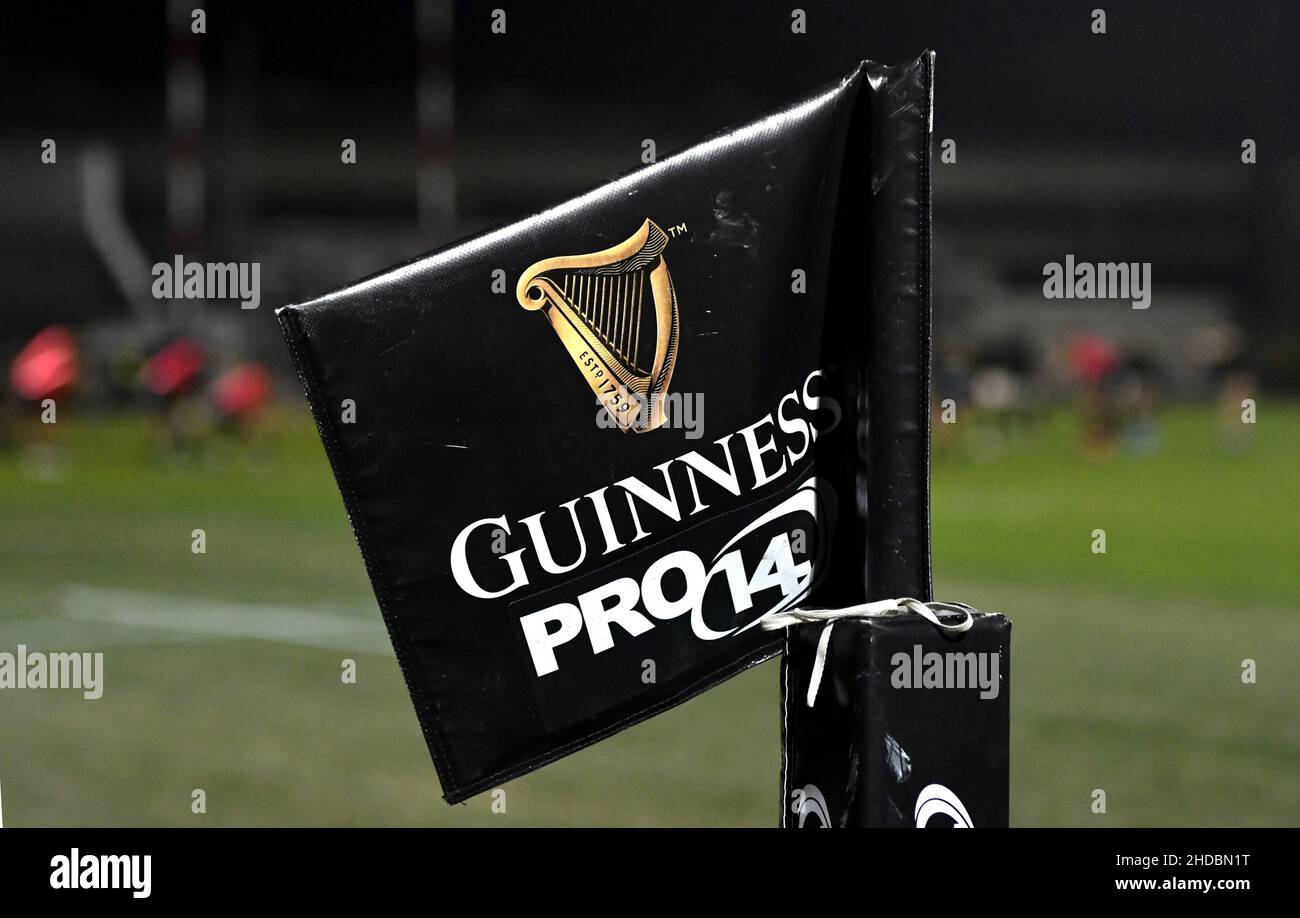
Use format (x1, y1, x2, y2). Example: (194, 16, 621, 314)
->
(667, 222, 688, 237)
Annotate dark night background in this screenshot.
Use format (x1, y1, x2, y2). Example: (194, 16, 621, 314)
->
(3, 0, 1298, 386)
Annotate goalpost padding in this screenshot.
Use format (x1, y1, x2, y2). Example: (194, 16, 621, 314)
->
(780, 53, 1010, 828)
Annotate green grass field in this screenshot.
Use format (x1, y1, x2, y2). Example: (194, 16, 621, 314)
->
(1, 405, 1296, 826)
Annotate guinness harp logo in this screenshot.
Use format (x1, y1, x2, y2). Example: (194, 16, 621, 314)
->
(517, 219, 681, 433)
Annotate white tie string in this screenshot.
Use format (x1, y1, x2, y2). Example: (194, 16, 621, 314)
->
(762, 598, 977, 707)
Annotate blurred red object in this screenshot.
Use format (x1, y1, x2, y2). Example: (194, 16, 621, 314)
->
(10, 325, 80, 401)
(1068, 334, 1118, 385)
(212, 363, 272, 420)
(143, 338, 206, 397)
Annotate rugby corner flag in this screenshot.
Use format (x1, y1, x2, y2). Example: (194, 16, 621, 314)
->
(278, 53, 990, 817)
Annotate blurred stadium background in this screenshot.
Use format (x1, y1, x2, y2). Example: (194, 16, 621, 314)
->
(1, 0, 1296, 826)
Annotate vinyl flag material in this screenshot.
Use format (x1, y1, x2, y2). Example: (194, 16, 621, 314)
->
(278, 54, 934, 805)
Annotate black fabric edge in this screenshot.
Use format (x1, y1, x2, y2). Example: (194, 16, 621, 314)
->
(778, 631, 790, 828)
(863, 50, 935, 603)
(777, 49, 934, 824)
(918, 50, 936, 602)
(275, 305, 461, 799)
(449, 637, 784, 806)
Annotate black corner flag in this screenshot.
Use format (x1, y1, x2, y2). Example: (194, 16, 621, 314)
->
(279, 51, 1009, 825)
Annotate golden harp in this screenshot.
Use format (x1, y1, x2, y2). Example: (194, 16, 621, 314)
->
(517, 219, 680, 432)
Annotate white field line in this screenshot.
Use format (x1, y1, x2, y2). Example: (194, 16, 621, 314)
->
(0, 616, 223, 650)
(57, 584, 391, 655)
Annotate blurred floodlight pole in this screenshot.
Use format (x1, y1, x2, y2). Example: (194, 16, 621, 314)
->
(416, 0, 456, 240)
(80, 146, 155, 321)
(167, 0, 207, 321)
